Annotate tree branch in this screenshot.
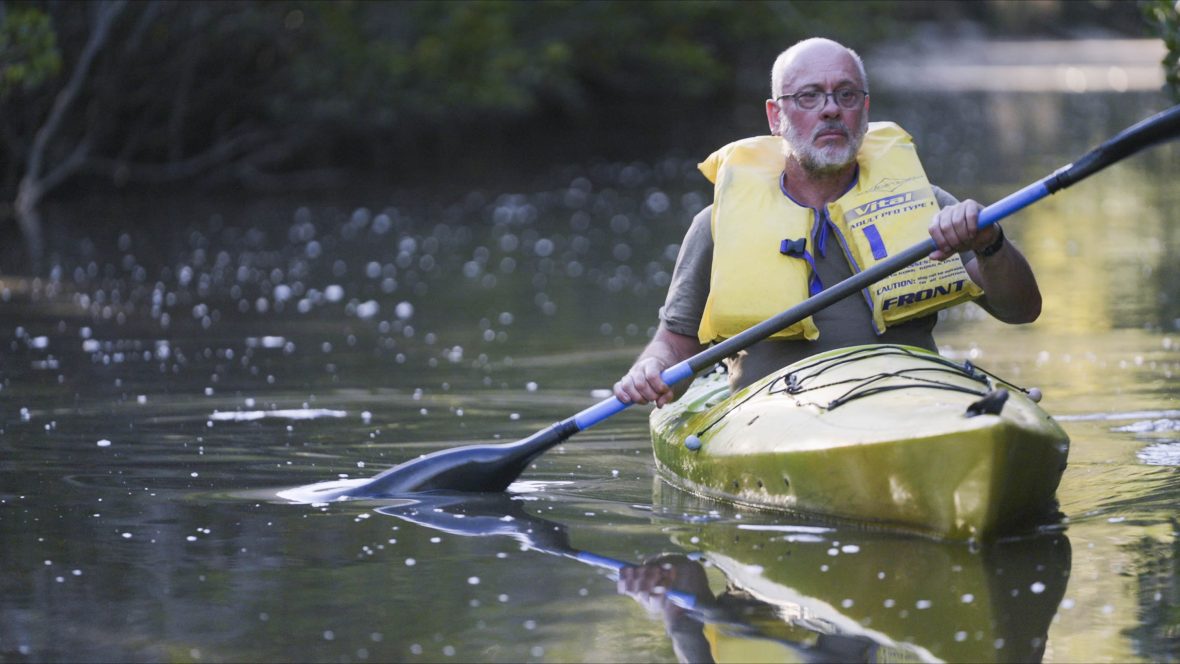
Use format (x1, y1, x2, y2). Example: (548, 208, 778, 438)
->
(38, 139, 91, 194)
(24, 0, 126, 184)
(82, 129, 271, 183)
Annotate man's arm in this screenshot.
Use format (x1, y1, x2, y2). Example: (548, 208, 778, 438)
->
(615, 206, 714, 407)
(613, 323, 705, 407)
(928, 199, 1042, 323)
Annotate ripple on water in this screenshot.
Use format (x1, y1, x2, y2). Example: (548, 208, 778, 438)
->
(1113, 419, 1180, 433)
(1136, 442, 1180, 466)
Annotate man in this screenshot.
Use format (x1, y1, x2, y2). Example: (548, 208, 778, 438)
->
(613, 37, 1041, 407)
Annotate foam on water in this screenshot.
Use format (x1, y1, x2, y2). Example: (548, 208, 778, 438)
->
(1056, 409, 1180, 422)
(1113, 419, 1180, 433)
(1137, 442, 1180, 466)
(209, 409, 348, 421)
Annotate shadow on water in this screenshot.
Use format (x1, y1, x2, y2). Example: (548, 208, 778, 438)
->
(377, 486, 1071, 664)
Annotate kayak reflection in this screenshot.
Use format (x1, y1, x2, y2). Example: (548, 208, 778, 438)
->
(651, 482, 1072, 663)
(376, 491, 1071, 663)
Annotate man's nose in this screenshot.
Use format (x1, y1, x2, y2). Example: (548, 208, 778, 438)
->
(819, 93, 841, 117)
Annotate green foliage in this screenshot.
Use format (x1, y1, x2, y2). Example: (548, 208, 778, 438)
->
(0, 0, 918, 190)
(0, 0, 1158, 202)
(0, 6, 62, 99)
(1142, 0, 1180, 101)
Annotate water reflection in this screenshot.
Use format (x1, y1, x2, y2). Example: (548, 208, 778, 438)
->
(377, 488, 1071, 663)
(1124, 525, 1180, 661)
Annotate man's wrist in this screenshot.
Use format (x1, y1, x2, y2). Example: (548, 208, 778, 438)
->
(976, 225, 1005, 257)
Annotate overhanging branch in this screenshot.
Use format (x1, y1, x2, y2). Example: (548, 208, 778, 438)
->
(24, 0, 127, 185)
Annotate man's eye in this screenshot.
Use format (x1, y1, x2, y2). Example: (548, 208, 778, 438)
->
(797, 92, 822, 103)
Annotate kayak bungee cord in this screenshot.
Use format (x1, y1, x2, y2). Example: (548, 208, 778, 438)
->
(817, 373, 990, 410)
(688, 344, 1034, 439)
(782, 345, 983, 389)
(777, 345, 992, 410)
(775, 344, 1039, 410)
(685, 346, 992, 438)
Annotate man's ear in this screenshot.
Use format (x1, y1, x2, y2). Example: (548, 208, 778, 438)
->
(765, 99, 782, 136)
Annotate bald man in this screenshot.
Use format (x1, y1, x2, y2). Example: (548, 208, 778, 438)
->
(614, 38, 1041, 407)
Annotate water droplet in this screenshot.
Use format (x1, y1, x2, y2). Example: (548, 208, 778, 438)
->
(356, 300, 380, 319)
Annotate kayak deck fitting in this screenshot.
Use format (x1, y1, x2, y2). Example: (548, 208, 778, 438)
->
(650, 344, 1070, 540)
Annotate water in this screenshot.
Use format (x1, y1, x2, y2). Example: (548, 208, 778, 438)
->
(2, 91, 1179, 662)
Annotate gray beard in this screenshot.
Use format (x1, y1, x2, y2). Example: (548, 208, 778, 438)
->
(786, 118, 867, 176)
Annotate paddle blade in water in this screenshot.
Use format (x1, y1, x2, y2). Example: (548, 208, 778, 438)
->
(287, 422, 578, 501)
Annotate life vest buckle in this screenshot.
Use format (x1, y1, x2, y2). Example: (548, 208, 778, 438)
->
(779, 238, 807, 257)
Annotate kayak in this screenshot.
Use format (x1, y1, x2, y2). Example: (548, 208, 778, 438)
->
(649, 344, 1070, 540)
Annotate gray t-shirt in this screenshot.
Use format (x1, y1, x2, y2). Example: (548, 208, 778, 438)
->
(660, 186, 963, 390)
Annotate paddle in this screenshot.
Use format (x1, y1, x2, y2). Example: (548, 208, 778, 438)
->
(325, 103, 1180, 500)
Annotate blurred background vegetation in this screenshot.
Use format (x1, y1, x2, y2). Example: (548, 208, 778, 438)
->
(0, 0, 1177, 271)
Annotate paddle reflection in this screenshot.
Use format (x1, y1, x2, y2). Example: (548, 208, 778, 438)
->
(376, 491, 1071, 663)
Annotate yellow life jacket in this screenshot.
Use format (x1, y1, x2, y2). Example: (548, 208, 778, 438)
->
(696, 122, 983, 344)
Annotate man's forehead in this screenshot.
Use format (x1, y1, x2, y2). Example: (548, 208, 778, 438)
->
(781, 49, 862, 91)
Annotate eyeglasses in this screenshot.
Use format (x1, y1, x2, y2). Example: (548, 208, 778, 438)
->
(775, 88, 868, 111)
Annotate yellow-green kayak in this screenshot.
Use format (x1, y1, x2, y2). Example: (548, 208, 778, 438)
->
(650, 344, 1070, 540)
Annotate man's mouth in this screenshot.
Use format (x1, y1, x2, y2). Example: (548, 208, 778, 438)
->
(815, 126, 848, 141)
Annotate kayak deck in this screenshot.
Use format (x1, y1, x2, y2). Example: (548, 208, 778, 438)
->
(650, 345, 1070, 540)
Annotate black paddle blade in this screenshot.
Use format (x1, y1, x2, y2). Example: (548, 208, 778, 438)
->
(1052, 104, 1180, 191)
(283, 421, 578, 502)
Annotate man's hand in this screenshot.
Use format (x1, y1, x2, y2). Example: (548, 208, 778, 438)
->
(928, 199, 999, 261)
(929, 198, 1042, 323)
(613, 357, 673, 407)
(612, 324, 704, 408)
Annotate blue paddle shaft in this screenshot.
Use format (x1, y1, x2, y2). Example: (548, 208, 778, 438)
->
(978, 181, 1050, 228)
(571, 361, 693, 429)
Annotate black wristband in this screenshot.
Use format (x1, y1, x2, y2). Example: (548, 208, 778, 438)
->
(976, 225, 1005, 257)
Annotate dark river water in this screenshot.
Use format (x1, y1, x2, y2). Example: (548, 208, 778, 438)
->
(2, 91, 1179, 662)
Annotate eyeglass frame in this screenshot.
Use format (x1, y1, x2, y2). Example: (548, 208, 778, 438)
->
(774, 88, 869, 111)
